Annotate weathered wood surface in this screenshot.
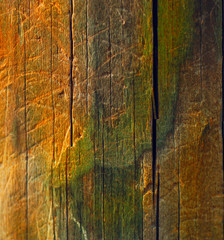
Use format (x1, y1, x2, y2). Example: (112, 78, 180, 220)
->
(0, 0, 223, 239)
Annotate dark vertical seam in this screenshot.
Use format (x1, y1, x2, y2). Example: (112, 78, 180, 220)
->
(69, 0, 74, 147)
(102, 109, 105, 240)
(59, 163, 62, 239)
(95, 33, 101, 238)
(152, 113, 157, 208)
(152, 0, 158, 208)
(97, 77, 100, 144)
(115, 103, 119, 237)
(26, 1, 31, 238)
(109, 16, 112, 127)
(133, 76, 136, 178)
(78, 141, 81, 164)
(96, 32, 102, 240)
(152, 0, 159, 119)
(80, 184, 83, 240)
(156, 172, 160, 240)
(132, 72, 137, 239)
(121, 0, 125, 236)
(93, 106, 96, 240)
(97, 34, 100, 145)
(152, 0, 159, 238)
(108, 5, 113, 238)
(221, 0, 224, 233)
(67, 1, 73, 237)
(110, 163, 113, 240)
(170, 0, 180, 238)
(200, 0, 203, 102)
(86, 0, 89, 114)
(65, 149, 69, 240)
(176, 123, 180, 240)
(151, 114, 157, 205)
(178, 131, 180, 240)
(121, 138, 124, 237)
(17, 2, 20, 34)
(28, 0, 30, 30)
(121, 0, 124, 106)
(79, 143, 83, 239)
(196, 1, 203, 238)
(78, 136, 81, 239)
(50, 4, 56, 240)
(116, 131, 119, 238)
(55, 14, 62, 239)
(119, 0, 125, 218)
(24, 24, 29, 240)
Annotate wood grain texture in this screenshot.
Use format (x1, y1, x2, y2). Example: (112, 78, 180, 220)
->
(0, 0, 223, 239)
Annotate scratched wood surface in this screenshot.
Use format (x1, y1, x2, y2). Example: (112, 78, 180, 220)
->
(0, 0, 223, 239)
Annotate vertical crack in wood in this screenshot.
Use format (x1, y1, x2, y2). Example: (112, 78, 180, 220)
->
(79, 143, 83, 239)
(120, 0, 124, 106)
(196, 1, 203, 237)
(59, 163, 62, 239)
(67, 1, 74, 237)
(65, 149, 69, 240)
(132, 72, 137, 239)
(50, 3, 56, 240)
(70, 0, 74, 147)
(120, 1, 125, 237)
(17, 2, 20, 34)
(109, 15, 112, 126)
(133, 73, 136, 185)
(24, 24, 29, 240)
(102, 108, 105, 240)
(55, 16, 62, 239)
(93, 95, 97, 239)
(200, 0, 203, 102)
(86, 0, 88, 114)
(177, 110, 181, 240)
(28, 0, 30, 29)
(221, 2, 224, 238)
(24, 2, 29, 236)
(156, 171, 160, 240)
(152, 0, 158, 206)
(178, 135, 180, 240)
(121, 138, 124, 238)
(151, 113, 157, 214)
(152, 0, 159, 237)
(108, 3, 113, 237)
(152, 0, 159, 119)
(116, 120, 119, 238)
(169, 1, 180, 238)
(170, 1, 180, 238)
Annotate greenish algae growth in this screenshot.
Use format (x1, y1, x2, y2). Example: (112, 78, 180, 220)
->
(157, 0, 195, 147)
(52, 0, 196, 238)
